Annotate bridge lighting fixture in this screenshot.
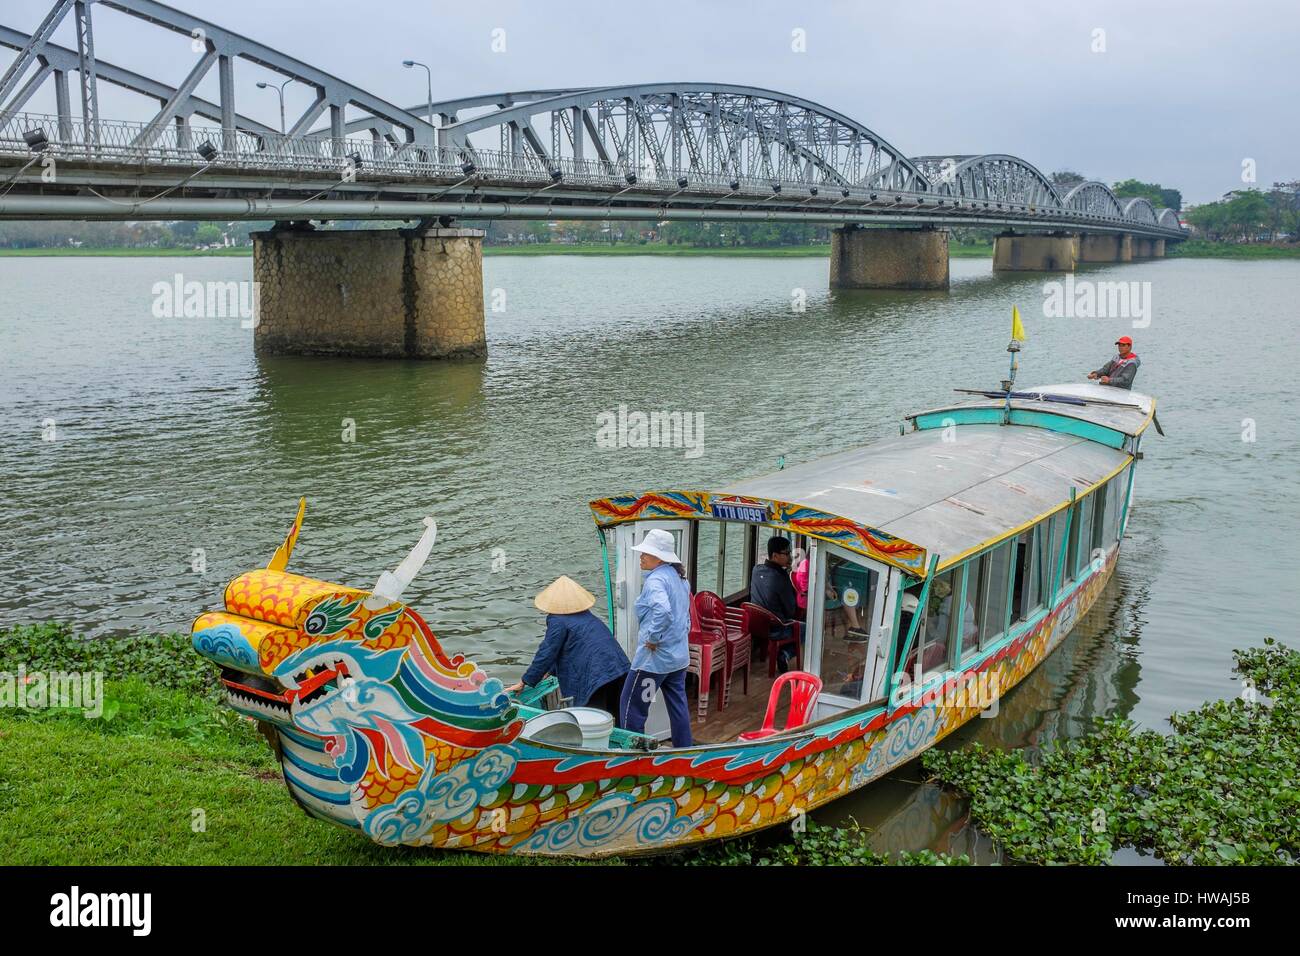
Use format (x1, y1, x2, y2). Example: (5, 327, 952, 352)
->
(347, 151, 364, 170)
(677, 177, 688, 189)
(23, 129, 49, 152)
(549, 168, 563, 182)
(771, 183, 781, 194)
(841, 188, 850, 198)
(624, 172, 637, 185)
(460, 160, 476, 176)
(809, 186, 818, 196)
(196, 140, 219, 162)
(729, 180, 740, 190)
(870, 193, 878, 201)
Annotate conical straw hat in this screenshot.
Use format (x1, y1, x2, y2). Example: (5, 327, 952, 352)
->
(534, 575, 596, 615)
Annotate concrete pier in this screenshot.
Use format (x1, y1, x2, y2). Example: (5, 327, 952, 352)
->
(993, 233, 1078, 272)
(830, 226, 949, 290)
(252, 224, 486, 359)
(1131, 237, 1155, 259)
(1152, 239, 1166, 258)
(1078, 234, 1133, 264)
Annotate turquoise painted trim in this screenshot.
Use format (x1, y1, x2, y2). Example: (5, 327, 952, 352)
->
(913, 408, 1126, 448)
(599, 527, 616, 629)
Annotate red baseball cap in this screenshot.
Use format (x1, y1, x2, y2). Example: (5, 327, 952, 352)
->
(1115, 336, 1133, 346)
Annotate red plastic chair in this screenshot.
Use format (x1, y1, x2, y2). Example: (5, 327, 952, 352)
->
(738, 671, 823, 741)
(687, 598, 727, 718)
(695, 590, 749, 707)
(742, 602, 802, 678)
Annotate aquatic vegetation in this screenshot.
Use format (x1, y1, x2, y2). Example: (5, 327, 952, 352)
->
(674, 820, 970, 866)
(924, 640, 1300, 865)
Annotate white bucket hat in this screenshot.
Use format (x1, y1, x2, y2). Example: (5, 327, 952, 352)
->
(631, 528, 681, 564)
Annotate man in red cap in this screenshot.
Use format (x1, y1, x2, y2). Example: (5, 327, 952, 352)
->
(1088, 336, 1140, 390)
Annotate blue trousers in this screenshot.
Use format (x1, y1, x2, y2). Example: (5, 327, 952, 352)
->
(619, 668, 693, 748)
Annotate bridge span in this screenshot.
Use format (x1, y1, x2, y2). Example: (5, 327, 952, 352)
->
(0, 0, 1186, 358)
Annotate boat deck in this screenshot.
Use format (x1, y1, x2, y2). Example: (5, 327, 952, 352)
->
(688, 658, 793, 745)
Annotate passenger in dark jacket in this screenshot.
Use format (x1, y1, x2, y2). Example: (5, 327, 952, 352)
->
(505, 576, 629, 714)
(750, 536, 806, 672)
(750, 536, 802, 623)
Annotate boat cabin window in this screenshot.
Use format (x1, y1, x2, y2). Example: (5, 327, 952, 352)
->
(695, 521, 722, 595)
(907, 567, 963, 679)
(817, 549, 879, 697)
(1065, 501, 1082, 581)
(1011, 529, 1042, 625)
(1043, 510, 1063, 599)
(1076, 496, 1095, 575)
(720, 521, 749, 603)
(976, 541, 1013, 648)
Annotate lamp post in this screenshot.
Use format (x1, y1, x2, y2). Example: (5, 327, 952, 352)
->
(402, 60, 434, 129)
(256, 78, 292, 135)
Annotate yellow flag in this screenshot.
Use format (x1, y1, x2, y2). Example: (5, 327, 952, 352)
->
(1011, 305, 1027, 342)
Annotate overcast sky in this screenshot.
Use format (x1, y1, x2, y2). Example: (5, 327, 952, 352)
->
(4, 0, 1296, 204)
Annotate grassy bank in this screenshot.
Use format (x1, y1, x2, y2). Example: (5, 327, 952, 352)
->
(0, 622, 958, 866)
(924, 639, 1300, 865)
(1166, 239, 1300, 258)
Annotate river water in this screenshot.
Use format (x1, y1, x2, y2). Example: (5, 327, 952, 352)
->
(2, 253, 1297, 857)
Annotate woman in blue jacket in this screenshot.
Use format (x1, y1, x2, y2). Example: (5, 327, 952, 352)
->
(506, 576, 629, 715)
(619, 528, 693, 747)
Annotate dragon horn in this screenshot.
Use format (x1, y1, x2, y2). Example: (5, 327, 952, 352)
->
(267, 497, 306, 572)
(364, 516, 438, 611)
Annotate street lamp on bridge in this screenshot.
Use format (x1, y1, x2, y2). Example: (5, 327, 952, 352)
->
(256, 79, 293, 135)
(403, 60, 435, 129)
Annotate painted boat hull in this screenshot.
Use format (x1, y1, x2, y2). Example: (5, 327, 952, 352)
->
(249, 548, 1116, 858)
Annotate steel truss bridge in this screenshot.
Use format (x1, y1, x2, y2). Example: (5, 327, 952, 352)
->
(0, 0, 1185, 240)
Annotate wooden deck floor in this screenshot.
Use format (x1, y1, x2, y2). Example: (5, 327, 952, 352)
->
(687, 657, 798, 744)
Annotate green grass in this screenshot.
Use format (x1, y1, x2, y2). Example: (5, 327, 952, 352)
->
(924, 639, 1300, 865)
(1166, 239, 1300, 258)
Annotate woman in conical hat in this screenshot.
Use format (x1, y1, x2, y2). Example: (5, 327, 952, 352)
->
(505, 575, 630, 717)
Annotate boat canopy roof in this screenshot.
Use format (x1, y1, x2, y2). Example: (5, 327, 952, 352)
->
(591, 383, 1139, 577)
(721, 422, 1130, 570)
(908, 383, 1156, 439)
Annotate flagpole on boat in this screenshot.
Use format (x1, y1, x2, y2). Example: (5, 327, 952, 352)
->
(1004, 305, 1025, 426)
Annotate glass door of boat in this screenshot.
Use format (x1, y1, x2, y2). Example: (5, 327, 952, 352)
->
(612, 520, 691, 740)
(805, 542, 897, 717)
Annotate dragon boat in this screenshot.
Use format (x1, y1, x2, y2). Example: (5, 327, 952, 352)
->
(191, 379, 1156, 859)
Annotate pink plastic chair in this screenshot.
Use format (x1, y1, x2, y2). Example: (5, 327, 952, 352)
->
(695, 590, 750, 707)
(738, 671, 823, 741)
(687, 599, 727, 718)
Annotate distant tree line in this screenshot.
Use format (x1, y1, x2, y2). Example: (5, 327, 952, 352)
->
(1184, 185, 1298, 242)
(0, 219, 263, 249)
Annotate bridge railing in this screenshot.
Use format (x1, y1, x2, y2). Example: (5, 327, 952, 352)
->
(0, 110, 1186, 237)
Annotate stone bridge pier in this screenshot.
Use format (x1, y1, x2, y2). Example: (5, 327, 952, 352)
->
(1078, 234, 1133, 263)
(993, 232, 1078, 272)
(252, 223, 486, 359)
(830, 226, 949, 290)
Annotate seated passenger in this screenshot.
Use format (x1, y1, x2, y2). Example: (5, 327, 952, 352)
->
(505, 575, 630, 716)
(750, 535, 804, 672)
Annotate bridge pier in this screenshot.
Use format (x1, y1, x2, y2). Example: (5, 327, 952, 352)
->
(993, 232, 1077, 272)
(1152, 239, 1166, 258)
(1131, 237, 1156, 259)
(252, 223, 486, 359)
(1078, 234, 1133, 263)
(830, 226, 949, 290)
